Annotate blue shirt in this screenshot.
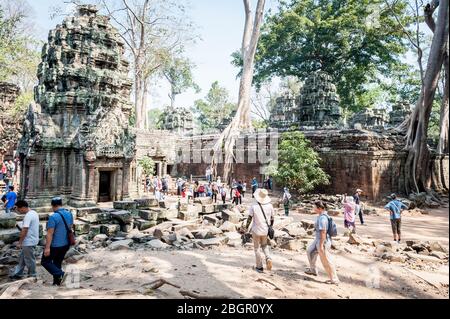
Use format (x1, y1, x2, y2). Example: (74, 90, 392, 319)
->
(384, 200, 407, 220)
(314, 213, 330, 242)
(47, 208, 73, 247)
(5, 191, 17, 209)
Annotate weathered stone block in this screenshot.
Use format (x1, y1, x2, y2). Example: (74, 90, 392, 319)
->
(165, 209, 179, 220)
(110, 210, 133, 224)
(134, 219, 156, 231)
(178, 202, 188, 212)
(203, 215, 219, 226)
(76, 207, 102, 218)
(221, 210, 241, 224)
(158, 201, 168, 208)
(89, 225, 101, 238)
(0, 228, 20, 244)
(100, 224, 120, 236)
(74, 221, 90, 235)
(201, 204, 217, 214)
(134, 198, 159, 208)
(78, 212, 111, 224)
(0, 214, 16, 229)
(138, 210, 159, 221)
(178, 211, 199, 221)
(113, 201, 137, 211)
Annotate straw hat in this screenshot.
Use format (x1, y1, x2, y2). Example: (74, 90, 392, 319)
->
(254, 188, 271, 205)
(356, 189, 363, 193)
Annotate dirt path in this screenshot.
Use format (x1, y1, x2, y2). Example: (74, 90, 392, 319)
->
(4, 196, 449, 299)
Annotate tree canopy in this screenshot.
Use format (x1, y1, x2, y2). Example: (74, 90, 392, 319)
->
(242, 0, 412, 113)
(192, 81, 237, 132)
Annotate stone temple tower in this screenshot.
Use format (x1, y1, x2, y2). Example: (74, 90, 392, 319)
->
(18, 5, 136, 208)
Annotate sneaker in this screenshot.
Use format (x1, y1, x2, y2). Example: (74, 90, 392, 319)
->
(60, 272, 68, 285)
(9, 274, 23, 280)
(266, 259, 273, 271)
(255, 267, 264, 273)
(304, 268, 318, 276)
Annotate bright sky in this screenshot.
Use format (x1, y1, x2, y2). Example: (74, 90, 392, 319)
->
(27, 0, 280, 110)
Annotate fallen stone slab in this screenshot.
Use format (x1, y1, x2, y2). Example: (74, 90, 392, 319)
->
(203, 215, 219, 226)
(280, 239, 305, 251)
(93, 234, 108, 242)
(405, 252, 443, 263)
(0, 228, 20, 244)
(382, 253, 407, 263)
(0, 214, 16, 229)
(74, 221, 90, 235)
(100, 224, 120, 236)
(178, 211, 199, 221)
(76, 207, 102, 218)
(348, 233, 363, 245)
(201, 204, 217, 214)
(221, 210, 241, 224)
(88, 225, 102, 238)
(110, 239, 133, 251)
(194, 237, 227, 247)
(110, 211, 133, 224)
(113, 201, 137, 211)
(300, 219, 315, 230)
(158, 201, 168, 209)
(430, 251, 448, 260)
(220, 221, 237, 232)
(146, 239, 170, 249)
(134, 198, 159, 209)
(78, 212, 111, 224)
(134, 219, 156, 231)
(138, 210, 159, 221)
(429, 241, 448, 254)
(177, 227, 194, 239)
(283, 222, 307, 237)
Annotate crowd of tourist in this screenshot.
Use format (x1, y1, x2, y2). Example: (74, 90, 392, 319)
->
(2, 166, 410, 287)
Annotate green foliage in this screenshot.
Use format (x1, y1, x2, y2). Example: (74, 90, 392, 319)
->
(149, 109, 163, 129)
(162, 56, 200, 106)
(0, 4, 40, 89)
(192, 81, 237, 131)
(138, 156, 156, 176)
(252, 119, 268, 129)
(237, 0, 411, 113)
(273, 131, 330, 193)
(10, 91, 33, 118)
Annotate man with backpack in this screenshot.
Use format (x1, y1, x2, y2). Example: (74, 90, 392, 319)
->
(384, 193, 408, 243)
(304, 201, 339, 285)
(41, 197, 74, 286)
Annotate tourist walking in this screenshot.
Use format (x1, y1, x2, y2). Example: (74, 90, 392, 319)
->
(220, 185, 227, 204)
(10, 200, 40, 279)
(282, 187, 292, 216)
(4, 185, 17, 215)
(342, 194, 356, 234)
(41, 197, 74, 286)
(211, 182, 218, 203)
(353, 188, 365, 225)
(237, 181, 244, 203)
(251, 177, 258, 197)
(305, 201, 339, 285)
(205, 166, 212, 183)
(384, 193, 408, 243)
(232, 187, 241, 205)
(241, 189, 274, 273)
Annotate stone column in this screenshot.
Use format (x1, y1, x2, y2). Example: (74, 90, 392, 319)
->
(26, 158, 37, 198)
(157, 162, 162, 177)
(86, 162, 96, 202)
(122, 161, 131, 200)
(163, 162, 168, 177)
(115, 168, 123, 201)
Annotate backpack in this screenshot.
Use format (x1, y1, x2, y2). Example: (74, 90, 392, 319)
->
(198, 185, 205, 193)
(327, 216, 338, 238)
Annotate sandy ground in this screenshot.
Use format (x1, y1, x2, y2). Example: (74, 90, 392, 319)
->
(4, 196, 449, 299)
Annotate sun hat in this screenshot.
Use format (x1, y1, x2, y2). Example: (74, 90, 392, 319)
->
(356, 189, 363, 193)
(254, 188, 271, 205)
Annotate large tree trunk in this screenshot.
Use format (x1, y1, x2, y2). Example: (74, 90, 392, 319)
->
(211, 0, 266, 182)
(404, 0, 449, 194)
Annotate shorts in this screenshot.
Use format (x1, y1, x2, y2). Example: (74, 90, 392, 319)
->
(390, 218, 401, 235)
(344, 220, 355, 228)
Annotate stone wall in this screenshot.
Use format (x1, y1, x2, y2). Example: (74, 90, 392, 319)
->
(170, 129, 435, 201)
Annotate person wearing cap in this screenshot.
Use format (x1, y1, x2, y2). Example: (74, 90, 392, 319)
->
(353, 189, 365, 226)
(384, 194, 408, 243)
(41, 197, 73, 286)
(241, 189, 274, 273)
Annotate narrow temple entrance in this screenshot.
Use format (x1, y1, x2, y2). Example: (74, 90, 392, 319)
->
(98, 171, 111, 202)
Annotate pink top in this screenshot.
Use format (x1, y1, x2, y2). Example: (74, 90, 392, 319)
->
(343, 202, 356, 223)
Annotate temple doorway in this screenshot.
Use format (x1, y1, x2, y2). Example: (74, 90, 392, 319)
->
(98, 171, 112, 202)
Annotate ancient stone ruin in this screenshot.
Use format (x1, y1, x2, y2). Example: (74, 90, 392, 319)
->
(0, 82, 21, 160)
(296, 71, 341, 128)
(350, 108, 389, 130)
(269, 92, 298, 131)
(159, 105, 194, 135)
(17, 5, 135, 208)
(389, 101, 412, 127)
